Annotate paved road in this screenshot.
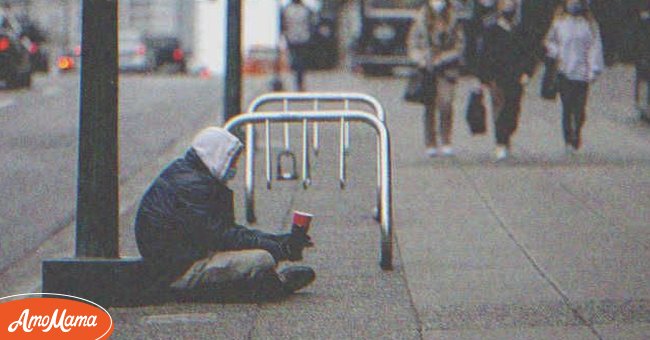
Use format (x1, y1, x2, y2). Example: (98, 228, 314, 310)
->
(1, 65, 648, 339)
(0, 72, 230, 273)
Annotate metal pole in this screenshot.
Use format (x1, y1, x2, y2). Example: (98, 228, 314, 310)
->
(76, 0, 119, 258)
(224, 0, 242, 123)
(224, 111, 393, 270)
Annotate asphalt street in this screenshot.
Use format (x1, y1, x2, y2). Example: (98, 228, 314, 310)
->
(0, 64, 648, 339)
(0, 72, 262, 273)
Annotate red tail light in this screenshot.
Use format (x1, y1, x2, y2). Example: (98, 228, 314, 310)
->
(0, 37, 10, 52)
(172, 48, 184, 61)
(57, 56, 75, 70)
(136, 44, 146, 56)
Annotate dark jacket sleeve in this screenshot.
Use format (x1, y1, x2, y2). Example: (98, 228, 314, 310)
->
(220, 225, 289, 262)
(477, 26, 497, 83)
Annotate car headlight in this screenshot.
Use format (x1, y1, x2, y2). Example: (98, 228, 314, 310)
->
(372, 24, 396, 41)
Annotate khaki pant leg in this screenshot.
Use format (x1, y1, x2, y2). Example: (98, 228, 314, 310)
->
(170, 249, 276, 290)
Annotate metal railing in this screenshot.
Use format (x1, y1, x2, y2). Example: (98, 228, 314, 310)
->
(245, 92, 387, 224)
(225, 110, 394, 270)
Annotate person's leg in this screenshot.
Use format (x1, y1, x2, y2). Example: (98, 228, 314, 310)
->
(573, 81, 589, 149)
(558, 74, 575, 147)
(170, 249, 276, 291)
(289, 46, 304, 91)
(294, 45, 307, 91)
(170, 249, 315, 300)
(436, 76, 456, 149)
(423, 75, 438, 156)
(498, 83, 523, 147)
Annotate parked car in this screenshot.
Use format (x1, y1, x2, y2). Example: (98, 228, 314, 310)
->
(144, 36, 187, 73)
(56, 44, 80, 73)
(351, 0, 420, 76)
(243, 46, 282, 75)
(26, 40, 48, 72)
(119, 31, 154, 73)
(16, 14, 48, 72)
(0, 28, 32, 88)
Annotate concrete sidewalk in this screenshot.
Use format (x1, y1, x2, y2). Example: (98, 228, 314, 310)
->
(9, 66, 649, 339)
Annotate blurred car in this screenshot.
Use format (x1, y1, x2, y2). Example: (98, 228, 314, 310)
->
(119, 31, 154, 73)
(27, 40, 48, 72)
(16, 14, 49, 72)
(243, 46, 287, 75)
(352, 0, 420, 76)
(144, 36, 187, 73)
(0, 28, 32, 88)
(56, 44, 80, 73)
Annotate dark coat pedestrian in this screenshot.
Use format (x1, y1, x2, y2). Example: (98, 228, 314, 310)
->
(281, 0, 316, 91)
(478, 0, 535, 160)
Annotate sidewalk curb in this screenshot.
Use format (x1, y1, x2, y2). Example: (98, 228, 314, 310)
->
(0, 134, 193, 297)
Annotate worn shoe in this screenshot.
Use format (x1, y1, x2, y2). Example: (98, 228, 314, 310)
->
(426, 147, 438, 158)
(278, 266, 316, 293)
(495, 145, 508, 161)
(440, 145, 454, 156)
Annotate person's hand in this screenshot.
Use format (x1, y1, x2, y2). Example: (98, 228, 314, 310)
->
(285, 225, 314, 262)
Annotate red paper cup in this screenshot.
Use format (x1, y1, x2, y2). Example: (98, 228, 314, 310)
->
(292, 211, 313, 232)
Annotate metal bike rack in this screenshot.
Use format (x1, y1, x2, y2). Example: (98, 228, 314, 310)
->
(226, 110, 394, 270)
(244, 92, 386, 223)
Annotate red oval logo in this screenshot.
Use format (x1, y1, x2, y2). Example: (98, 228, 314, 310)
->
(0, 293, 113, 339)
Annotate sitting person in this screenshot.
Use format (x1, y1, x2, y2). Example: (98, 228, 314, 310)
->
(135, 126, 315, 300)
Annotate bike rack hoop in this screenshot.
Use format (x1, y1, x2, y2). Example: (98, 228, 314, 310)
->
(226, 110, 394, 270)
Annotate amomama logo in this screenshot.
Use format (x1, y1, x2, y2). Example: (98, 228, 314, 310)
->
(0, 293, 113, 339)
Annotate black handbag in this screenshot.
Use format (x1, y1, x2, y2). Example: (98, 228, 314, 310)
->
(541, 57, 558, 100)
(466, 90, 487, 135)
(404, 69, 426, 103)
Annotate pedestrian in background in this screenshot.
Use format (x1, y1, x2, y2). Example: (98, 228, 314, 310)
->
(408, 0, 465, 157)
(281, 0, 316, 92)
(452, 0, 474, 74)
(478, 0, 535, 160)
(544, 0, 604, 153)
(465, 0, 499, 76)
(633, 1, 650, 117)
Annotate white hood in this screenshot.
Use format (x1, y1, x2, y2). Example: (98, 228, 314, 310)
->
(191, 127, 243, 180)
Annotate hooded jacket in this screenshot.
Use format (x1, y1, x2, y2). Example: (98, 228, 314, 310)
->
(135, 127, 287, 285)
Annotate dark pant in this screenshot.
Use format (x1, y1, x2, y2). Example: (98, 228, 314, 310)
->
(493, 82, 523, 146)
(558, 74, 589, 149)
(289, 44, 309, 91)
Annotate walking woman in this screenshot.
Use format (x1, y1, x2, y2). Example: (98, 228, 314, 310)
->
(544, 0, 604, 152)
(408, 0, 465, 157)
(478, 0, 536, 160)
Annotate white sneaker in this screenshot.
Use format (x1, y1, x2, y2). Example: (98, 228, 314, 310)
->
(440, 145, 454, 156)
(426, 147, 438, 158)
(495, 146, 508, 161)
